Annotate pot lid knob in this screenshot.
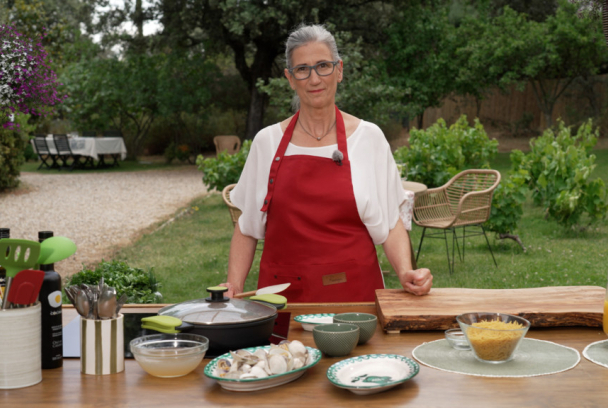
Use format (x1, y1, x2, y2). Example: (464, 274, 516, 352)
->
(205, 286, 230, 303)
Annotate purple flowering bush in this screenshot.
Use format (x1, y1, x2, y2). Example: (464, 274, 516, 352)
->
(0, 24, 65, 126)
(0, 24, 65, 190)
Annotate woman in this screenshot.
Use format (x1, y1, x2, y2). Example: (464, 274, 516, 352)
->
(222, 24, 432, 302)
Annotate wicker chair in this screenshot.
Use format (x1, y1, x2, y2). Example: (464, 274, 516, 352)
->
(214, 136, 241, 156)
(222, 184, 263, 251)
(222, 184, 242, 228)
(413, 169, 501, 274)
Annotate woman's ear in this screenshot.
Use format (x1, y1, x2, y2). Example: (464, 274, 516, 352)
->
(337, 60, 343, 83)
(285, 68, 296, 90)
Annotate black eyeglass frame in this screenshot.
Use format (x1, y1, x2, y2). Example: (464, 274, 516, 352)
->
(288, 60, 340, 80)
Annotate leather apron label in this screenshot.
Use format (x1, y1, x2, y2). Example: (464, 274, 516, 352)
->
(322, 272, 347, 286)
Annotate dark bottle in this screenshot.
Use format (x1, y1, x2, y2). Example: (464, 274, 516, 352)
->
(38, 231, 63, 369)
(0, 228, 9, 298)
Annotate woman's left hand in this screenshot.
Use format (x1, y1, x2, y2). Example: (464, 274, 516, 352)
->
(398, 268, 433, 296)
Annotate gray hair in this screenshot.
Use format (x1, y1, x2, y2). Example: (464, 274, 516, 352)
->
(285, 24, 341, 69)
(285, 24, 341, 111)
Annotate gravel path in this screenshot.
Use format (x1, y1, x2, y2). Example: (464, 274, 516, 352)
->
(0, 168, 208, 278)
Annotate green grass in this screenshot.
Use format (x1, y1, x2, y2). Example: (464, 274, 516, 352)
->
(109, 149, 608, 303)
(20, 158, 185, 174)
(113, 195, 263, 303)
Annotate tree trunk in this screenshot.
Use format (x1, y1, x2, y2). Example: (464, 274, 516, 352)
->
(242, 40, 279, 139)
(245, 86, 267, 140)
(417, 111, 424, 129)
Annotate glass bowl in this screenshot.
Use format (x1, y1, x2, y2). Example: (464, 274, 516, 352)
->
(456, 312, 530, 364)
(444, 328, 471, 350)
(130, 333, 209, 378)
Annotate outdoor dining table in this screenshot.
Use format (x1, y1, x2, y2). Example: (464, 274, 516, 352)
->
(32, 135, 128, 162)
(2, 300, 608, 407)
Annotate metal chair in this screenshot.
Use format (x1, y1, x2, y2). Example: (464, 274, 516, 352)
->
(222, 184, 263, 250)
(33, 135, 60, 170)
(53, 134, 94, 171)
(214, 136, 241, 156)
(413, 169, 501, 274)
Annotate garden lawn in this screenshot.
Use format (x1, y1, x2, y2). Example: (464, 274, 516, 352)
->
(113, 150, 608, 303)
(19, 159, 180, 174)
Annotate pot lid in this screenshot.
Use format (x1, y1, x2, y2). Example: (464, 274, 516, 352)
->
(158, 286, 277, 325)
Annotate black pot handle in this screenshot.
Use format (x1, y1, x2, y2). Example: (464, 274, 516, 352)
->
(175, 321, 195, 332)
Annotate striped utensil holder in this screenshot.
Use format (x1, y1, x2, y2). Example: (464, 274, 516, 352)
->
(80, 314, 124, 375)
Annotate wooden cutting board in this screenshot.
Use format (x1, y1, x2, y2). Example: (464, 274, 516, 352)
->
(375, 286, 606, 333)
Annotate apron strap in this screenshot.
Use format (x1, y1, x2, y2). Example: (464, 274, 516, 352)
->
(260, 111, 299, 212)
(334, 105, 349, 162)
(261, 107, 348, 213)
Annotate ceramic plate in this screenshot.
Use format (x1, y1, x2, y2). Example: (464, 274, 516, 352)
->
(294, 313, 335, 331)
(327, 354, 419, 395)
(204, 346, 322, 392)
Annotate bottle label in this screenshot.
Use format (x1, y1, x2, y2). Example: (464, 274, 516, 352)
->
(47, 290, 62, 307)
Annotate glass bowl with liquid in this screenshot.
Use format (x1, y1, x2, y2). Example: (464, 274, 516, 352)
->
(130, 333, 209, 378)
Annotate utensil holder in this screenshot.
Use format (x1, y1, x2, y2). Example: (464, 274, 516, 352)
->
(0, 303, 42, 389)
(80, 314, 124, 375)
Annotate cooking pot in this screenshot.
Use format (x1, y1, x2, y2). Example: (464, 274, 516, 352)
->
(157, 287, 278, 356)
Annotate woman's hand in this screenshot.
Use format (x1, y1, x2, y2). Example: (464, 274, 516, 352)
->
(218, 282, 241, 298)
(397, 268, 433, 296)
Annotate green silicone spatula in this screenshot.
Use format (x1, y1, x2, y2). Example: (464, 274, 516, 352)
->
(37, 236, 77, 265)
(0, 239, 41, 309)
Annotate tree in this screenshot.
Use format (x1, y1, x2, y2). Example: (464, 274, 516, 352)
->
(61, 51, 216, 158)
(459, 1, 607, 128)
(150, 0, 398, 139)
(383, 1, 458, 128)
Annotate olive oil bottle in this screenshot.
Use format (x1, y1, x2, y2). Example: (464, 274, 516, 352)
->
(39, 231, 63, 369)
(0, 228, 9, 299)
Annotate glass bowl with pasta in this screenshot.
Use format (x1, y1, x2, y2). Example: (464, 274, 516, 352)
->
(456, 312, 530, 364)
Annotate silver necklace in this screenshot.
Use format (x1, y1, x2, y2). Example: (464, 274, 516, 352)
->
(299, 118, 336, 141)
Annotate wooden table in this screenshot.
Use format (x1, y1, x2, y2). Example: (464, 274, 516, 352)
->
(2, 303, 608, 407)
(401, 180, 428, 197)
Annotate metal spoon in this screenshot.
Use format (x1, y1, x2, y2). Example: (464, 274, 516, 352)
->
(98, 287, 116, 320)
(75, 289, 90, 318)
(115, 293, 128, 317)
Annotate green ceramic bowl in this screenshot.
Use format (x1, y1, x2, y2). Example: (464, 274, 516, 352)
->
(312, 323, 360, 357)
(333, 313, 378, 345)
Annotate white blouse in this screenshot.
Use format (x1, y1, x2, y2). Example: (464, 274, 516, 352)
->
(230, 120, 412, 245)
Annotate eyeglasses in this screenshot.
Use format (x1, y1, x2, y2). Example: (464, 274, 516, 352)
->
(288, 60, 340, 80)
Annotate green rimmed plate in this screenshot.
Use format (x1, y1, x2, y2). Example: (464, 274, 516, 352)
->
(327, 354, 419, 395)
(294, 313, 335, 331)
(204, 346, 322, 392)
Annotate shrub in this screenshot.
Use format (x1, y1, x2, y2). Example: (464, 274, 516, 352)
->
(518, 119, 608, 228)
(66, 260, 162, 304)
(0, 114, 25, 190)
(394, 115, 498, 187)
(196, 140, 251, 192)
(164, 142, 193, 164)
(484, 165, 529, 251)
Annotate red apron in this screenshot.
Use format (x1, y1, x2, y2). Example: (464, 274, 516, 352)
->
(258, 106, 384, 302)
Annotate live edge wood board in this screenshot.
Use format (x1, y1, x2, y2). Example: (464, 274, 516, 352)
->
(375, 286, 606, 333)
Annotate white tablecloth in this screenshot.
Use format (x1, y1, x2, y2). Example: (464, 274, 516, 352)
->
(32, 136, 128, 161)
